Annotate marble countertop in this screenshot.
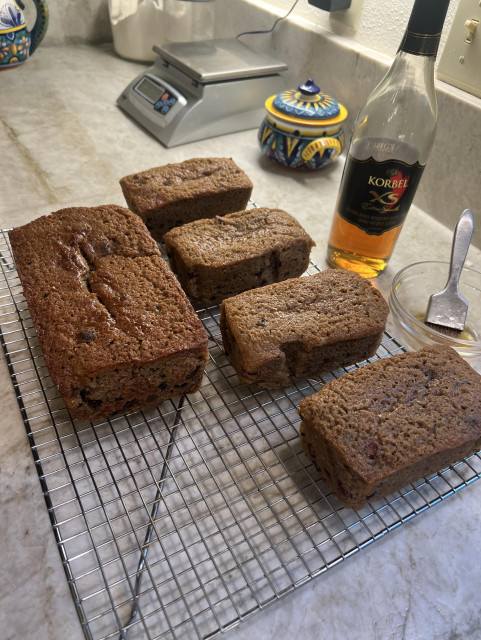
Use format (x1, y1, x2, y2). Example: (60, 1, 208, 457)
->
(1, 44, 481, 640)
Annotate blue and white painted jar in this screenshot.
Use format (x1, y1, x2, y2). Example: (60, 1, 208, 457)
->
(259, 78, 348, 170)
(0, 0, 49, 69)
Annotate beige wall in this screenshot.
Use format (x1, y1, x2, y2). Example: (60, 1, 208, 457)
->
(25, 0, 459, 56)
(24, 0, 112, 45)
(237, 0, 459, 60)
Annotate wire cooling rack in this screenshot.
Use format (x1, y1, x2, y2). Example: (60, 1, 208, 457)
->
(2, 227, 481, 640)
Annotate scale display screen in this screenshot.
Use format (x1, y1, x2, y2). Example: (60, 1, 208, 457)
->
(136, 77, 164, 103)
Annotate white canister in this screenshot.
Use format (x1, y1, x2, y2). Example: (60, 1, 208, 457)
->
(109, 0, 165, 62)
(163, 0, 216, 44)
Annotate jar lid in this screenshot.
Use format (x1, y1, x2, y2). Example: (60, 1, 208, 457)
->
(265, 78, 348, 127)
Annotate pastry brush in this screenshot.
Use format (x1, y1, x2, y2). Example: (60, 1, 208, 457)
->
(425, 208, 474, 334)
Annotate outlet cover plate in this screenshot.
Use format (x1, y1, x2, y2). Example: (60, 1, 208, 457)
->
(329, 0, 364, 33)
(437, 0, 481, 98)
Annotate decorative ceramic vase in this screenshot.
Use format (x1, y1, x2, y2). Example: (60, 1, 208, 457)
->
(258, 78, 348, 170)
(0, 0, 49, 69)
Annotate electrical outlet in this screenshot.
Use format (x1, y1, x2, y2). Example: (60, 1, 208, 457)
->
(307, 0, 351, 10)
(437, 0, 481, 98)
(329, 0, 364, 33)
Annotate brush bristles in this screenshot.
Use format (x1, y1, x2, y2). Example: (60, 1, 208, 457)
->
(424, 322, 463, 337)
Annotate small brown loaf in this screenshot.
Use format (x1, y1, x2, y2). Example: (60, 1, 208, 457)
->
(8, 205, 209, 421)
(220, 268, 389, 388)
(298, 344, 481, 509)
(120, 157, 253, 241)
(163, 207, 315, 305)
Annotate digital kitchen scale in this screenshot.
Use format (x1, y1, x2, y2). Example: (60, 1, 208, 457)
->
(117, 38, 288, 147)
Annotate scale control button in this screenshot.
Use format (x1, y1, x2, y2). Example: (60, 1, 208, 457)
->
(154, 92, 179, 115)
(155, 100, 171, 113)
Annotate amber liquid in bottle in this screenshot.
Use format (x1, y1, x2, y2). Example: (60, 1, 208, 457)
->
(327, 215, 404, 278)
(327, 218, 402, 276)
(326, 0, 450, 278)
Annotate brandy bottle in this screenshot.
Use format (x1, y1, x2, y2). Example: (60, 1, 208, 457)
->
(326, 0, 451, 278)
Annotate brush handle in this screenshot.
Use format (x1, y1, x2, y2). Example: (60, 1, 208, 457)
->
(446, 209, 474, 293)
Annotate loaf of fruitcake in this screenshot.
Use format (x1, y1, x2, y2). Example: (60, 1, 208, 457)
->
(120, 157, 253, 240)
(8, 205, 209, 421)
(163, 207, 315, 305)
(298, 344, 481, 509)
(220, 268, 389, 388)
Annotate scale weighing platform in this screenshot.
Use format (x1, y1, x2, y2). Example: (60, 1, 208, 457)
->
(117, 38, 288, 147)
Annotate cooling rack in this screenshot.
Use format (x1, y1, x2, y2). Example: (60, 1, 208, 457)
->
(2, 227, 481, 640)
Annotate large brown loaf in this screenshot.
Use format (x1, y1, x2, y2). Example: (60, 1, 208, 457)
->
(120, 157, 253, 241)
(8, 205, 209, 421)
(163, 207, 315, 305)
(298, 344, 481, 509)
(220, 268, 389, 388)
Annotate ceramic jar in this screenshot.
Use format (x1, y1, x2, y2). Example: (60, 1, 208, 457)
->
(258, 78, 348, 170)
(0, 0, 49, 69)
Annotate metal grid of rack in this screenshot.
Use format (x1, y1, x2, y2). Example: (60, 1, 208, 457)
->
(2, 227, 481, 640)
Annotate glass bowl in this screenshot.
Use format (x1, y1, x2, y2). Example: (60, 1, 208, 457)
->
(389, 261, 481, 371)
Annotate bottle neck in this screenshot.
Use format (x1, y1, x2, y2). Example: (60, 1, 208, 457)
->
(389, 48, 436, 84)
(398, 0, 450, 58)
(366, 49, 437, 106)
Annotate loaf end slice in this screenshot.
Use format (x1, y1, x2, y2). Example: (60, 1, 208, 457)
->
(298, 344, 481, 509)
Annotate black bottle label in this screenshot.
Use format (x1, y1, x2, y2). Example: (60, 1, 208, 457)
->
(399, 31, 442, 56)
(337, 154, 425, 235)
